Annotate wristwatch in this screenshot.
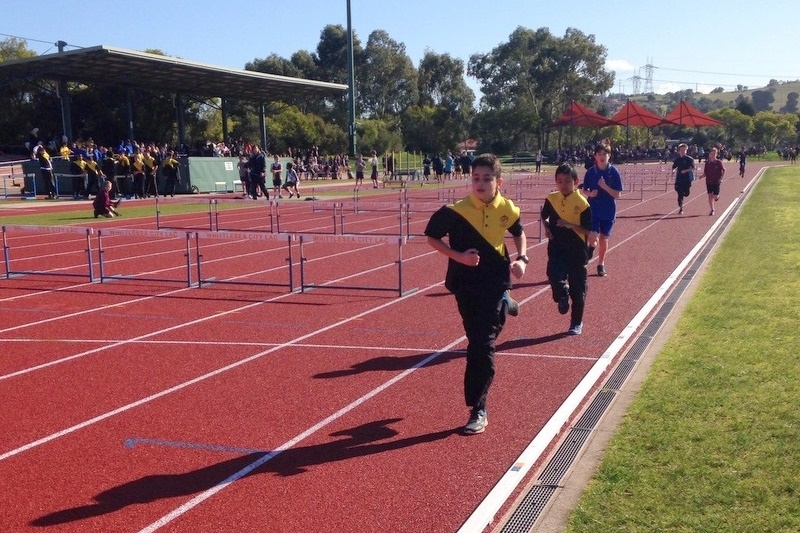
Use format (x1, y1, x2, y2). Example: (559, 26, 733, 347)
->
(516, 254, 530, 264)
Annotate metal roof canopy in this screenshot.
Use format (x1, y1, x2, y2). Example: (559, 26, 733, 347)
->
(0, 45, 348, 102)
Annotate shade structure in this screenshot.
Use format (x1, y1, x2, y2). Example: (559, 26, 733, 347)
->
(551, 101, 617, 128)
(664, 100, 724, 127)
(611, 99, 674, 127)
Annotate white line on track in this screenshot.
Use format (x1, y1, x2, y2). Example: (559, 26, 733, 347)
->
(0, 178, 744, 529)
(0, 243, 437, 381)
(456, 168, 763, 532)
(136, 332, 469, 533)
(0, 279, 450, 463)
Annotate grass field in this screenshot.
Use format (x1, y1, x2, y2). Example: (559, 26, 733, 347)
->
(566, 166, 800, 532)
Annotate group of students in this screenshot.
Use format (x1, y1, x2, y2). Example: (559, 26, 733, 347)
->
(426, 140, 728, 435)
(238, 147, 301, 200)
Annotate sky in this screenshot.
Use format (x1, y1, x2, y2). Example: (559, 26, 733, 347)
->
(2, 0, 798, 99)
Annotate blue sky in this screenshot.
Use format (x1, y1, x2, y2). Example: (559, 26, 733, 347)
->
(3, 0, 797, 98)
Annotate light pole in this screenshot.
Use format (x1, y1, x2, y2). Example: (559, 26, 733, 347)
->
(346, 0, 357, 157)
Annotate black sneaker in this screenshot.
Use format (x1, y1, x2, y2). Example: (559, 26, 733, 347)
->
(503, 290, 520, 317)
(597, 265, 607, 277)
(463, 409, 488, 434)
(558, 294, 570, 315)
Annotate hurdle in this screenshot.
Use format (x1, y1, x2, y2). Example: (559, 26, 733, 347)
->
(155, 196, 216, 231)
(212, 198, 276, 233)
(192, 229, 296, 291)
(297, 233, 414, 297)
(54, 173, 87, 199)
(96, 228, 194, 287)
(2, 225, 94, 281)
(2, 173, 36, 199)
(336, 201, 406, 237)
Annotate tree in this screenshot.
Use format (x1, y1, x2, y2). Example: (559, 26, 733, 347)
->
(356, 117, 403, 154)
(751, 89, 775, 112)
(780, 92, 799, 114)
(0, 38, 45, 148)
(468, 26, 614, 150)
(315, 24, 363, 85)
(415, 51, 474, 151)
(735, 97, 756, 116)
(751, 111, 798, 149)
(0, 37, 37, 62)
(712, 108, 754, 146)
(399, 105, 439, 153)
(357, 30, 418, 119)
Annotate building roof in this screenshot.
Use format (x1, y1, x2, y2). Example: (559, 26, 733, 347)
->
(0, 45, 348, 102)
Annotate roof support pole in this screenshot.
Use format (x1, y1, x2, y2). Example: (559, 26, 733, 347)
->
(56, 41, 73, 142)
(176, 93, 186, 150)
(126, 88, 134, 141)
(259, 104, 268, 152)
(221, 98, 229, 145)
(346, 0, 357, 157)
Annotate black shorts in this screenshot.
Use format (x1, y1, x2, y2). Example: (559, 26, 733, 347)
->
(706, 182, 720, 195)
(272, 177, 282, 187)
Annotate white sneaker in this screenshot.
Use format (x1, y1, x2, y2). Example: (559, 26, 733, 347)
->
(463, 409, 488, 434)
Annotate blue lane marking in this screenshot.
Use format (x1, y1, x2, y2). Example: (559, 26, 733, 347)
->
(124, 437, 268, 455)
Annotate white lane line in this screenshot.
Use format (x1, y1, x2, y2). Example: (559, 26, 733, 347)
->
(0, 281, 445, 463)
(0, 245, 437, 382)
(136, 333, 467, 533)
(456, 177, 754, 532)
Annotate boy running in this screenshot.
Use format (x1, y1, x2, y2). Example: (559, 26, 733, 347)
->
(425, 153, 527, 435)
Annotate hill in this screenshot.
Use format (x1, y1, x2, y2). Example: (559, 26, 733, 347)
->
(628, 80, 800, 114)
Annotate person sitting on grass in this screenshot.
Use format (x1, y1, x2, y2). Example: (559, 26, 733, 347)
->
(93, 180, 121, 218)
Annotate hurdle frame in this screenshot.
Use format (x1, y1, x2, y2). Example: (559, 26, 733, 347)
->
(297, 233, 414, 297)
(96, 228, 194, 287)
(2, 225, 94, 281)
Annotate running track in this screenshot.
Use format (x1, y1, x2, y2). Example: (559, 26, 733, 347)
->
(0, 162, 768, 532)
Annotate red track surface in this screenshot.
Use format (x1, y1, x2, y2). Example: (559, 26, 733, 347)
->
(0, 163, 768, 532)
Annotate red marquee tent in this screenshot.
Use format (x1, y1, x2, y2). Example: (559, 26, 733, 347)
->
(551, 101, 617, 128)
(611, 99, 674, 128)
(664, 100, 723, 127)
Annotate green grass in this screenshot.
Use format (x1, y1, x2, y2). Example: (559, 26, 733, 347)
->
(566, 166, 800, 532)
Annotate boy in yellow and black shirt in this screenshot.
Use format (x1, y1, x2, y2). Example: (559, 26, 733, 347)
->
(131, 151, 146, 199)
(541, 163, 597, 336)
(425, 153, 527, 435)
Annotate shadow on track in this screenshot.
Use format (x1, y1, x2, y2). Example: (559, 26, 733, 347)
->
(313, 350, 460, 379)
(31, 418, 458, 527)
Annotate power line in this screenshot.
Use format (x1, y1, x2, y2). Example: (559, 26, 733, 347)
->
(0, 32, 84, 50)
(655, 65, 797, 80)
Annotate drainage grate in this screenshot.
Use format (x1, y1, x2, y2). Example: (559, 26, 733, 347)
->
(537, 428, 592, 486)
(573, 390, 617, 430)
(498, 485, 557, 533)
(604, 357, 638, 391)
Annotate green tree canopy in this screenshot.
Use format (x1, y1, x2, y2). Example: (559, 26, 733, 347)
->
(468, 26, 613, 150)
(358, 30, 418, 119)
